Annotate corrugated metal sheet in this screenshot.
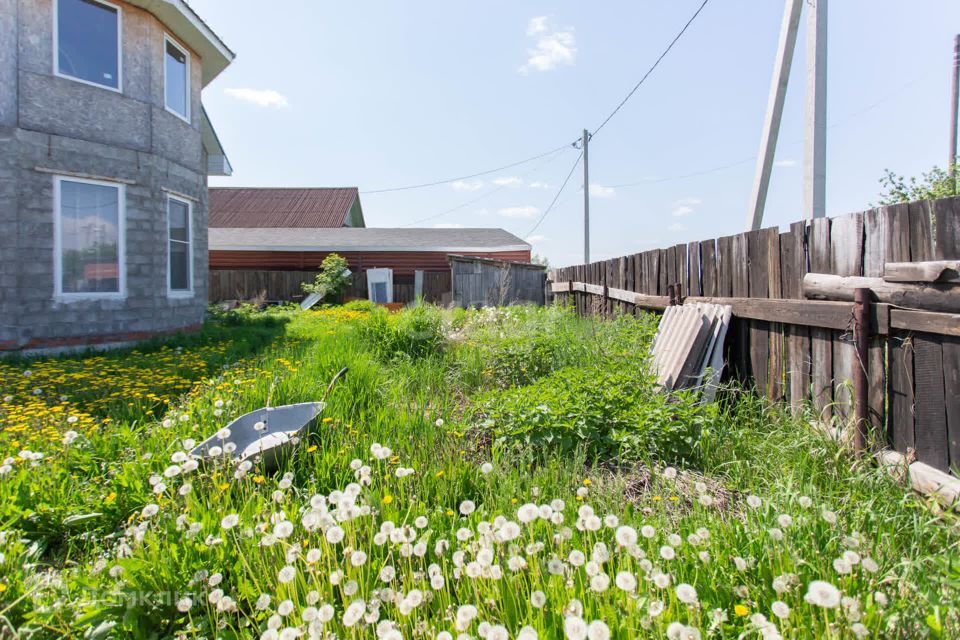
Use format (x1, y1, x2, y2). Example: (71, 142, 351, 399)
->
(651, 303, 732, 397)
(209, 188, 358, 228)
(209, 250, 533, 276)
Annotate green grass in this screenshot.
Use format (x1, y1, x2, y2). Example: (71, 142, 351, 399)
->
(0, 304, 957, 639)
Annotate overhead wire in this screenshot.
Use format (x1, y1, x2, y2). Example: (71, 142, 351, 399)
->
(525, 151, 584, 238)
(360, 144, 572, 194)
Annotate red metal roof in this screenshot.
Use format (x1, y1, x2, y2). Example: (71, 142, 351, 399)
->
(209, 188, 359, 228)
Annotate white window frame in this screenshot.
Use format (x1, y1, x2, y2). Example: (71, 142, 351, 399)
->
(166, 194, 194, 297)
(52, 0, 124, 93)
(53, 175, 126, 301)
(163, 34, 191, 123)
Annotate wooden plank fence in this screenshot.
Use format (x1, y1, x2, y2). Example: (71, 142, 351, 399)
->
(550, 196, 960, 473)
(209, 270, 451, 305)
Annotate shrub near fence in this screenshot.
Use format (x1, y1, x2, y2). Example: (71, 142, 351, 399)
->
(550, 196, 960, 473)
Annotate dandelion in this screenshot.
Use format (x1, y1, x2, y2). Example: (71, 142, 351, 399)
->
(676, 583, 698, 605)
(278, 565, 296, 584)
(564, 616, 588, 640)
(771, 601, 790, 619)
(255, 594, 271, 610)
(326, 526, 345, 544)
(659, 545, 675, 560)
(821, 509, 838, 525)
(746, 494, 762, 509)
(62, 430, 79, 445)
(586, 620, 610, 640)
(804, 580, 841, 608)
(734, 604, 750, 617)
(459, 500, 476, 516)
(648, 600, 665, 617)
(481, 462, 493, 474)
(531, 591, 546, 608)
(641, 524, 655, 538)
(277, 600, 294, 616)
(176, 597, 192, 612)
(615, 572, 636, 592)
(615, 525, 637, 547)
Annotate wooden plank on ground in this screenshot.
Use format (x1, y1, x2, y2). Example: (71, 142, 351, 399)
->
(809, 217, 833, 420)
(913, 334, 949, 471)
(943, 336, 960, 469)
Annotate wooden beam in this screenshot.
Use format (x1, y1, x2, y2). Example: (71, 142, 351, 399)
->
(890, 308, 960, 337)
(803, 273, 960, 313)
(884, 260, 960, 283)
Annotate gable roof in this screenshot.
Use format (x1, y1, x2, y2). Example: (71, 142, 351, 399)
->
(209, 188, 360, 228)
(209, 227, 531, 253)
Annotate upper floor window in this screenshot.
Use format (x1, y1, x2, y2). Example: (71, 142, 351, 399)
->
(164, 36, 190, 121)
(167, 196, 193, 294)
(54, 176, 125, 298)
(55, 0, 121, 91)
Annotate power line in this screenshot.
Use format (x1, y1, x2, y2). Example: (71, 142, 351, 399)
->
(589, 0, 711, 140)
(360, 145, 572, 194)
(396, 146, 571, 227)
(525, 151, 584, 238)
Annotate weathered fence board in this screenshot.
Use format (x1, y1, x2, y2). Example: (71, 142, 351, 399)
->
(551, 195, 960, 473)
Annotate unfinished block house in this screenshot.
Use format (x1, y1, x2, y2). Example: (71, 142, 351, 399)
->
(0, 0, 233, 351)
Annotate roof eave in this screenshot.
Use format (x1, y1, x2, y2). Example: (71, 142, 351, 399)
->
(202, 108, 232, 176)
(131, 0, 235, 86)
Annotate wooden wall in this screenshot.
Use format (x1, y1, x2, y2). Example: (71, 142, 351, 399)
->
(451, 257, 546, 308)
(209, 270, 451, 305)
(552, 196, 960, 473)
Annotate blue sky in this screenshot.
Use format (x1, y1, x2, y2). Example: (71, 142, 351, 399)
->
(193, 0, 959, 267)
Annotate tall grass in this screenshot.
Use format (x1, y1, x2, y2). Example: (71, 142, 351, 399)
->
(0, 305, 956, 639)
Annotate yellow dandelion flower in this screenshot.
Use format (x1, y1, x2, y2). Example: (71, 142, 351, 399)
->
(382, 495, 394, 505)
(435, 471, 445, 478)
(734, 604, 749, 617)
(582, 479, 592, 486)
(322, 417, 333, 423)
(306, 445, 318, 453)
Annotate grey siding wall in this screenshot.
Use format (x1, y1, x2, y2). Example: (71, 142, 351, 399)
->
(1, 0, 212, 350)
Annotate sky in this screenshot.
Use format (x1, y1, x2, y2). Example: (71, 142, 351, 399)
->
(191, 0, 959, 267)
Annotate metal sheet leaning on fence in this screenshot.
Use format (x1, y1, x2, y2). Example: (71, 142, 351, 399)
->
(650, 302, 733, 402)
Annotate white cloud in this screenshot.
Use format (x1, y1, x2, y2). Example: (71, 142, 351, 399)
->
(528, 181, 551, 189)
(451, 179, 484, 191)
(526, 234, 547, 243)
(519, 17, 576, 73)
(433, 223, 464, 228)
(492, 176, 524, 187)
(589, 183, 616, 199)
(671, 196, 701, 217)
(774, 159, 797, 168)
(224, 87, 289, 108)
(498, 205, 539, 218)
(668, 222, 688, 232)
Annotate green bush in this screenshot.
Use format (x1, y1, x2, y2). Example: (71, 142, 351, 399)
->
(469, 364, 709, 465)
(358, 304, 445, 361)
(343, 299, 378, 312)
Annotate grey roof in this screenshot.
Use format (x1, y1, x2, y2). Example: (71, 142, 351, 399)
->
(209, 227, 531, 253)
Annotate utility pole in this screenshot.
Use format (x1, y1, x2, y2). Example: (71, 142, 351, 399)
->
(804, 0, 827, 220)
(746, 0, 803, 230)
(950, 34, 959, 184)
(582, 129, 591, 264)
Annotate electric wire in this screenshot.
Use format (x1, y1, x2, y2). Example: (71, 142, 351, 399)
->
(525, 151, 584, 238)
(361, 145, 572, 194)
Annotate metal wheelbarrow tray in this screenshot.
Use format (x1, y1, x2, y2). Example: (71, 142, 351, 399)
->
(189, 367, 347, 469)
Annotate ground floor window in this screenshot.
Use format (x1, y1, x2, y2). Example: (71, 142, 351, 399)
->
(167, 196, 192, 294)
(54, 176, 124, 297)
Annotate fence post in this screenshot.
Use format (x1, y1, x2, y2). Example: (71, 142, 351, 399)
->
(853, 287, 871, 454)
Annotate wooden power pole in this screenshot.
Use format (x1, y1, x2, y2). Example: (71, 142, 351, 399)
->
(950, 34, 959, 183)
(583, 129, 591, 264)
(746, 0, 803, 230)
(804, 0, 828, 220)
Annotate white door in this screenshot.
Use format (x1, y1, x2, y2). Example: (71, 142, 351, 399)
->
(367, 268, 393, 303)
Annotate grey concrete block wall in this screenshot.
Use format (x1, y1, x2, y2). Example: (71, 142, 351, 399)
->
(1, 0, 214, 350)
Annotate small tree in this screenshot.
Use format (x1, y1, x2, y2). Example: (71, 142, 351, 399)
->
(302, 253, 352, 303)
(877, 163, 959, 205)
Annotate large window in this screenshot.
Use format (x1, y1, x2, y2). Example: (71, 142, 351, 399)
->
(55, 0, 121, 91)
(167, 196, 192, 294)
(164, 36, 190, 121)
(55, 177, 124, 297)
